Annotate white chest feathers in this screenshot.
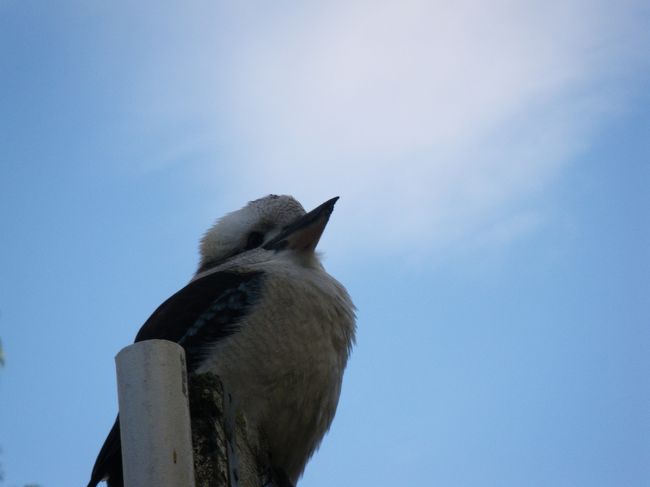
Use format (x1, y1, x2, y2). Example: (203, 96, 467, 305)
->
(196, 260, 355, 484)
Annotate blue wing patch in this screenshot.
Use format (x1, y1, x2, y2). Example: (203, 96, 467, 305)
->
(135, 270, 264, 370)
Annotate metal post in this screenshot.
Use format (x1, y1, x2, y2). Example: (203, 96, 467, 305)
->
(115, 339, 196, 487)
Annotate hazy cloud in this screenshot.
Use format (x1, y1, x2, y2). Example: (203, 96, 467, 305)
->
(118, 0, 649, 258)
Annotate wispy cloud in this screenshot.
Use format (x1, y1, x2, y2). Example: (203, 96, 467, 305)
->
(117, 0, 649, 258)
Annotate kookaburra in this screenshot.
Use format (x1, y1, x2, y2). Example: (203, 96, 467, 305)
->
(87, 195, 356, 487)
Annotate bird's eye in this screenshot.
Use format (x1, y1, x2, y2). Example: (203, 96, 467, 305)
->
(244, 231, 264, 250)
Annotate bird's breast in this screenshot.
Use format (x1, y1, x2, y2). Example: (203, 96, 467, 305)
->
(195, 263, 355, 482)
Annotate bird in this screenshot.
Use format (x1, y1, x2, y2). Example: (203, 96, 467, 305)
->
(87, 195, 356, 487)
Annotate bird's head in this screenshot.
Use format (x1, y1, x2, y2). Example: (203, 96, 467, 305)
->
(198, 195, 338, 273)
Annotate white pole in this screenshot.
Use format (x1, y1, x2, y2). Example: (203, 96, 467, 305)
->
(115, 339, 196, 487)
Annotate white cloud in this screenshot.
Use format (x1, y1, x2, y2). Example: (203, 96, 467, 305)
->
(121, 0, 649, 259)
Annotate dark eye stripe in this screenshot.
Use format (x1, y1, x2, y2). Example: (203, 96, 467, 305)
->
(244, 231, 264, 250)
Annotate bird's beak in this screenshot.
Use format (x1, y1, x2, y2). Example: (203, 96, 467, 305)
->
(263, 197, 339, 252)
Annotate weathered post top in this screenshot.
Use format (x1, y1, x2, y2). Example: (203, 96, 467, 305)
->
(115, 339, 196, 487)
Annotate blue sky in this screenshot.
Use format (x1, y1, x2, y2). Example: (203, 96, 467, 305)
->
(1, 1, 648, 486)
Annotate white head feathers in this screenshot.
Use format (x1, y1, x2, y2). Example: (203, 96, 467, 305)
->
(198, 195, 306, 272)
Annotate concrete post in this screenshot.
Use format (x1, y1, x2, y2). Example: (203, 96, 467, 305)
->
(115, 339, 196, 487)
